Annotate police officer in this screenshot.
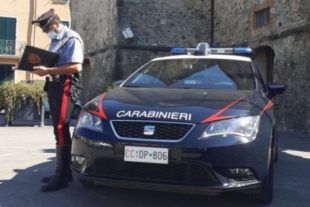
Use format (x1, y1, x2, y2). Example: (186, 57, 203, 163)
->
(31, 9, 84, 192)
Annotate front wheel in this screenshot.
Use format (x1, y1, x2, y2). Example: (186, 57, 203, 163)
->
(273, 141, 278, 163)
(251, 146, 274, 204)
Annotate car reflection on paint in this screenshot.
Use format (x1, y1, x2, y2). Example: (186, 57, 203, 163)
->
(70, 43, 286, 204)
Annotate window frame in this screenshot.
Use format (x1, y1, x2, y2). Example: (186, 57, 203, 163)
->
(61, 20, 71, 28)
(0, 16, 18, 56)
(255, 7, 271, 27)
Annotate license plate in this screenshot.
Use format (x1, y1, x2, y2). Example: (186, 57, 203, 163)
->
(124, 146, 169, 164)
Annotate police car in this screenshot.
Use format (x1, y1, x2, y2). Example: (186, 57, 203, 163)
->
(71, 43, 285, 204)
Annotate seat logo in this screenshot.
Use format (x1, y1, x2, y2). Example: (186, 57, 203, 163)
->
(144, 125, 155, 136)
(28, 54, 41, 64)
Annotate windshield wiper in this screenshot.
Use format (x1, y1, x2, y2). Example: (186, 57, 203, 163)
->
(169, 87, 221, 89)
(122, 85, 149, 88)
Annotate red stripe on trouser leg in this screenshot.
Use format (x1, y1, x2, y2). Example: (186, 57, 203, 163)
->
(57, 77, 70, 146)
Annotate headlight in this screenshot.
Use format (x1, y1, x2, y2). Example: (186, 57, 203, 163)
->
(199, 116, 260, 139)
(76, 111, 103, 132)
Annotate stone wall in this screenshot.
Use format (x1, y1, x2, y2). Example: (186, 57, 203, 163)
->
(70, 0, 118, 100)
(117, 0, 210, 47)
(272, 33, 310, 133)
(214, 0, 310, 46)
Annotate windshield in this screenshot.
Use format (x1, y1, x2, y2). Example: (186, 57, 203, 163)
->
(123, 59, 255, 90)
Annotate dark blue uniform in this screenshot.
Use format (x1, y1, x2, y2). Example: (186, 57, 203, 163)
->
(32, 8, 85, 192)
(41, 26, 84, 192)
(48, 26, 84, 146)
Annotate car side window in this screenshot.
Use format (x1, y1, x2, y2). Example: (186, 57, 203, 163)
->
(253, 63, 268, 93)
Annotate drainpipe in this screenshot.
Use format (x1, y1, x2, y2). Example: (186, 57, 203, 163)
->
(32, 0, 37, 47)
(31, 0, 37, 81)
(210, 0, 214, 46)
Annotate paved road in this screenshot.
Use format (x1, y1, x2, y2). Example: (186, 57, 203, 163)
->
(0, 114, 310, 207)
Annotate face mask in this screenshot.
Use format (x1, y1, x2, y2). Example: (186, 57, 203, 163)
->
(46, 30, 58, 39)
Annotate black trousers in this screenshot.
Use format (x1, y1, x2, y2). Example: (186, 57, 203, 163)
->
(47, 77, 74, 146)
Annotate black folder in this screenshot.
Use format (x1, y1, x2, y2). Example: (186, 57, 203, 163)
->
(13, 45, 58, 71)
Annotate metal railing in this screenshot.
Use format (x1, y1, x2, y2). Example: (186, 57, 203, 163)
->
(0, 39, 16, 55)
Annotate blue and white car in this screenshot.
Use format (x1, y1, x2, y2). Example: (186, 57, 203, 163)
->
(70, 43, 285, 204)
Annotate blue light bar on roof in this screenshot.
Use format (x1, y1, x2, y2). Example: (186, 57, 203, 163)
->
(234, 48, 253, 54)
(170, 43, 253, 56)
(170, 48, 199, 54)
(210, 48, 233, 54)
(210, 47, 253, 54)
(170, 48, 187, 54)
(170, 43, 211, 55)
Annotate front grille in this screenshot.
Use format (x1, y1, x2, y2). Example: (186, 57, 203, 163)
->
(111, 121, 193, 140)
(90, 158, 219, 186)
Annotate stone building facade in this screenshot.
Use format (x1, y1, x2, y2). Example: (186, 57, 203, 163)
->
(71, 0, 310, 132)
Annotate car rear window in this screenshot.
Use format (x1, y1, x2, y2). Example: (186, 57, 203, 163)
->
(123, 59, 255, 90)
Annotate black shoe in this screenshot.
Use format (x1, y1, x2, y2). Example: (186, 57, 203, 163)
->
(41, 175, 54, 183)
(40, 175, 68, 192)
(41, 170, 73, 183)
(40, 144, 71, 192)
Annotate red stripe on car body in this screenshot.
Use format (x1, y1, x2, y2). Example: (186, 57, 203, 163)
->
(88, 93, 107, 119)
(260, 100, 273, 115)
(201, 97, 244, 123)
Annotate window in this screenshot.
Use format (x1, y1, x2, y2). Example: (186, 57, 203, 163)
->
(0, 17, 16, 55)
(0, 64, 15, 85)
(256, 8, 270, 27)
(254, 64, 268, 94)
(61, 21, 70, 28)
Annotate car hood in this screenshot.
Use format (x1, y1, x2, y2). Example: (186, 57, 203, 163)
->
(89, 87, 266, 124)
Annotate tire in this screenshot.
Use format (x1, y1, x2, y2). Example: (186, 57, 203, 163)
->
(251, 145, 274, 204)
(273, 129, 279, 163)
(78, 178, 96, 188)
(274, 141, 278, 163)
(71, 104, 82, 119)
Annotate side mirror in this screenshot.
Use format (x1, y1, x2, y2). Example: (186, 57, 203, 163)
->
(267, 83, 286, 98)
(113, 80, 123, 88)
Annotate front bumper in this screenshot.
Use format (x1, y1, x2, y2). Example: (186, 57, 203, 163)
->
(72, 169, 261, 195)
(70, 126, 270, 195)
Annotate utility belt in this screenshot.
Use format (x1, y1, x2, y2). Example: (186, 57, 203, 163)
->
(44, 75, 61, 92)
(44, 73, 82, 103)
(46, 75, 61, 82)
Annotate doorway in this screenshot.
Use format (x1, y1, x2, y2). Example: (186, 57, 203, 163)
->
(253, 46, 275, 83)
